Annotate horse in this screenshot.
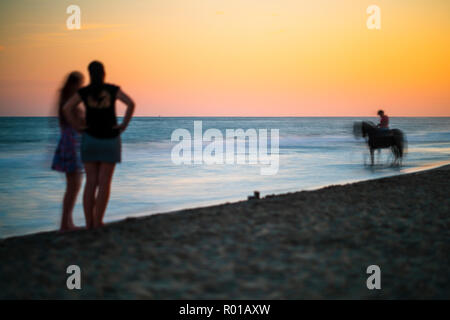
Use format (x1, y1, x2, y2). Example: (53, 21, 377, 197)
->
(353, 121, 406, 166)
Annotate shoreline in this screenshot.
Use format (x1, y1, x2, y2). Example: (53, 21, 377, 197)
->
(0, 164, 449, 298)
(3, 160, 449, 241)
(120, 159, 450, 224)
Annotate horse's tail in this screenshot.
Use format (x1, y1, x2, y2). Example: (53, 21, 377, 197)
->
(392, 129, 406, 158)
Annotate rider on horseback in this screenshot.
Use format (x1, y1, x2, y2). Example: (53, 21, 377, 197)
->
(353, 113, 405, 166)
(377, 110, 389, 129)
(376, 110, 390, 136)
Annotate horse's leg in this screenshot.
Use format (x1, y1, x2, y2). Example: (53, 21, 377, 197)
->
(391, 146, 398, 166)
(395, 147, 400, 166)
(377, 148, 382, 166)
(394, 146, 402, 166)
(392, 129, 405, 167)
(370, 148, 374, 166)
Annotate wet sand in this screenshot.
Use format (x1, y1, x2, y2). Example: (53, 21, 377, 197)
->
(0, 165, 449, 299)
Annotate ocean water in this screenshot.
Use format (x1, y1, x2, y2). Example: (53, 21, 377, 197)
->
(0, 117, 449, 238)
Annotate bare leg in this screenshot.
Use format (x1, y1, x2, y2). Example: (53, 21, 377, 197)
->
(83, 162, 100, 229)
(60, 172, 82, 231)
(94, 162, 116, 228)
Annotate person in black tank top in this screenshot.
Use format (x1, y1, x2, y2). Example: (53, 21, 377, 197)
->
(78, 83, 121, 138)
(63, 61, 135, 229)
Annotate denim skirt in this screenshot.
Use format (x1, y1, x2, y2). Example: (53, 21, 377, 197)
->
(81, 133, 121, 163)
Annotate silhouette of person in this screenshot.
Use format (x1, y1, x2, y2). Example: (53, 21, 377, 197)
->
(377, 110, 389, 129)
(51, 71, 85, 232)
(63, 61, 135, 229)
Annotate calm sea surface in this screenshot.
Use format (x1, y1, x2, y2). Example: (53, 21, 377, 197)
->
(0, 117, 449, 238)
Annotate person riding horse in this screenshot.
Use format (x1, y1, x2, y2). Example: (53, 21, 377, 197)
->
(375, 109, 391, 137)
(353, 110, 405, 166)
(377, 110, 389, 129)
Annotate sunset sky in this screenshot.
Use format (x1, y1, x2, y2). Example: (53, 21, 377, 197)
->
(0, 0, 449, 116)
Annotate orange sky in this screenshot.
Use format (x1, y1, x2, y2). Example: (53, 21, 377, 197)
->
(0, 0, 449, 116)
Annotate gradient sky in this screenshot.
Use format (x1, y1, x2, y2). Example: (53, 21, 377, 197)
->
(0, 0, 449, 116)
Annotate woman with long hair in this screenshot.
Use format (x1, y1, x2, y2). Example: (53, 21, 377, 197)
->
(51, 71, 85, 232)
(63, 61, 135, 229)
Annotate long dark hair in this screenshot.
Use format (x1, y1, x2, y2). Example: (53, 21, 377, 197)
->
(58, 71, 84, 127)
(88, 60, 105, 100)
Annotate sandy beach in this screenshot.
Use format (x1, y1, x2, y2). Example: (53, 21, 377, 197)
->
(0, 165, 449, 299)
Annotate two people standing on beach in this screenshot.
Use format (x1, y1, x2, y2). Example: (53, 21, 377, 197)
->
(52, 61, 135, 231)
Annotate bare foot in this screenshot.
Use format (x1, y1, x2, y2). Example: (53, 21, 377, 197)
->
(93, 222, 105, 229)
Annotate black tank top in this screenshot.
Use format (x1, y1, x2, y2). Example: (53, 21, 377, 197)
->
(78, 83, 120, 138)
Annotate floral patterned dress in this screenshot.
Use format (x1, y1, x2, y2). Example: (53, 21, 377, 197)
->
(51, 126, 83, 173)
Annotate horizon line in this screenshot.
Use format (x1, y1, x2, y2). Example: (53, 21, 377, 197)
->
(1, 115, 450, 118)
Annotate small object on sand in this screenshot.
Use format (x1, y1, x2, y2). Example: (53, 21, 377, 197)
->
(248, 191, 260, 200)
